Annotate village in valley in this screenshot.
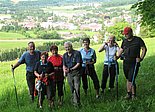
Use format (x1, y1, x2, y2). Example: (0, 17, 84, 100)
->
(0, 0, 139, 43)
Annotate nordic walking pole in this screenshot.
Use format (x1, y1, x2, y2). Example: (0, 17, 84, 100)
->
(85, 64, 92, 96)
(107, 44, 111, 77)
(131, 62, 138, 87)
(114, 61, 118, 100)
(63, 74, 66, 95)
(11, 65, 19, 108)
(62, 73, 67, 102)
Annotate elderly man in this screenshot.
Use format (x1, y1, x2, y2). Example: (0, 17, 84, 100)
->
(63, 41, 82, 106)
(12, 41, 41, 102)
(117, 27, 147, 100)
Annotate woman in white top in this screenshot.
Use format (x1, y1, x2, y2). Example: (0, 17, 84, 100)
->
(98, 35, 119, 93)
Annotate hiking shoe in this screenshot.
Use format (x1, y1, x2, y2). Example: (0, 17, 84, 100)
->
(39, 106, 42, 109)
(30, 95, 34, 103)
(108, 88, 113, 92)
(58, 101, 63, 107)
(131, 94, 137, 100)
(96, 95, 100, 99)
(49, 101, 54, 108)
(124, 94, 131, 100)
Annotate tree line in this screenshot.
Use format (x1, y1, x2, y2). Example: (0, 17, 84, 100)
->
(0, 36, 88, 62)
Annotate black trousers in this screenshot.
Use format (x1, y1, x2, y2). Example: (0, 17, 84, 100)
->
(101, 64, 116, 90)
(26, 71, 36, 98)
(81, 66, 100, 90)
(51, 79, 64, 97)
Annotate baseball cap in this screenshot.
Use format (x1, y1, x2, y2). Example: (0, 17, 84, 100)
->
(123, 27, 132, 35)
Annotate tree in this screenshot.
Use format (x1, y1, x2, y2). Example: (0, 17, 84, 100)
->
(106, 22, 130, 41)
(132, 0, 155, 29)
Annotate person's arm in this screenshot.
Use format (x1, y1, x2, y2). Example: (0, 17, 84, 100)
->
(34, 62, 40, 78)
(12, 62, 21, 70)
(140, 46, 147, 61)
(34, 71, 40, 78)
(87, 49, 96, 65)
(63, 65, 69, 74)
(12, 52, 26, 70)
(136, 46, 147, 62)
(70, 51, 82, 70)
(116, 48, 124, 59)
(136, 38, 147, 62)
(98, 43, 107, 52)
(47, 62, 55, 76)
(70, 63, 81, 71)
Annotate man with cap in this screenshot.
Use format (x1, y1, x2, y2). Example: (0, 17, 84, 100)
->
(117, 27, 147, 100)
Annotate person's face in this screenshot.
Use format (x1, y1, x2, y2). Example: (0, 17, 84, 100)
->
(64, 44, 72, 53)
(41, 55, 46, 62)
(108, 37, 114, 46)
(28, 43, 35, 53)
(51, 49, 58, 56)
(83, 41, 90, 48)
(124, 31, 133, 39)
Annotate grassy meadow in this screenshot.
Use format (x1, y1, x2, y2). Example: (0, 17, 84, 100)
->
(0, 32, 26, 40)
(0, 38, 155, 112)
(0, 39, 63, 50)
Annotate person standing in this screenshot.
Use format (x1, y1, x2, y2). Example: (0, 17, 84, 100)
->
(34, 51, 54, 109)
(117, 27, 147, 99)
(48, 45, 64, 107)
(80, 38, 100, 98)
(98, 35, 119, 94)
(63, 41, 82, 106)
(12, 41, 41, 102)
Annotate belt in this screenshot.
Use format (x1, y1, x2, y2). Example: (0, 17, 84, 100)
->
(54, 67, 62, 70)
(104, 61, 115, 65)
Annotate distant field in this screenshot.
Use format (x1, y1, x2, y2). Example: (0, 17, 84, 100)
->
(58, 30, 97, 37)
(0, 32, 26, 40)
(105, 4, 132, 10)
(42, 5, 90, 14)
(0, 39, 62, 50)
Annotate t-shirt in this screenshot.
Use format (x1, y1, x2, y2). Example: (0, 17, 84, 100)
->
(121, 36, 146, 59)
(18, 50, 41, 72)
(48, 54, 64, 81)
(79, 48, 96, 67)
(48, 54, 63, 67)
(104, 45, 119, 63)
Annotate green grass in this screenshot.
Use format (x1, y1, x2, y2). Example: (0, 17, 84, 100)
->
(0, 38, 155, 112)
(42, 6, 87, 13)
(0, 32, 26, 40)
(0, 39, 63, 50)
(105, 4, 133, 10)
(58, 30, 98, 37)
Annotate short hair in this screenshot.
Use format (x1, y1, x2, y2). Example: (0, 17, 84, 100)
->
(64, 41, 72, 47)
(50, 45, 58, 51)
(108, 35, 116, 42)
(83, 38, 90, 43)
(28, 41, 35, 46)
(41, 51, 48, 58)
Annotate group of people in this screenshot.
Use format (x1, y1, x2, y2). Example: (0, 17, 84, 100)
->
(12, 27, 147, 109)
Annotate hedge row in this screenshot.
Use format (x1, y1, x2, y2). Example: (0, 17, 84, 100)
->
(0, 37, 84, 62)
